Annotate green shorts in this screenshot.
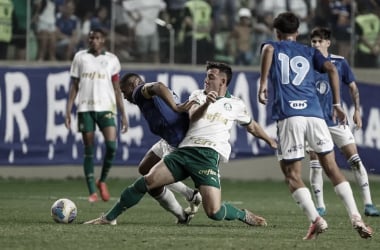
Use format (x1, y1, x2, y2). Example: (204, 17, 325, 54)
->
(163, 147, 221, 189)
(77, 111, 116, 133)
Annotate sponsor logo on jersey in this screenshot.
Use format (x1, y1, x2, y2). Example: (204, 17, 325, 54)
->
(288, 100, 307, 109)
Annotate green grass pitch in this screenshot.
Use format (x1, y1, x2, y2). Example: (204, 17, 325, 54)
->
(0, 178, 379, 250)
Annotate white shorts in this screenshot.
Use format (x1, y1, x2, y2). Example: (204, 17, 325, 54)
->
(150, 139, 175, 158)
(37, 20, 56, 32)
(306, 124, 355, 152)
(329, 125, 356, 148)
(277, 116, 334, 161)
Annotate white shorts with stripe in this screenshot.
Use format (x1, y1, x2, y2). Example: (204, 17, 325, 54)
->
(277, 116, 334, 161)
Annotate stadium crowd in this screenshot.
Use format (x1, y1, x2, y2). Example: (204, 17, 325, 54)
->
(2, 0, 380, 67)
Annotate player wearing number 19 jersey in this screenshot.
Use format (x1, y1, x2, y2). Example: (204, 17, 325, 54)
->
(258, 12, 372, 240)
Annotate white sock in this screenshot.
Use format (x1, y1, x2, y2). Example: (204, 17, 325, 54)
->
(348, 154, 373, 205)
(309, 160, 325, 209)
(334, 181, 361, 219)
(167, 182, 194, 201)
(154, 187, 185, 220)
(292, 187, 320, 222)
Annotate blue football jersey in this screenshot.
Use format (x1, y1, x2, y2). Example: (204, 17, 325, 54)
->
(264, 40, 329, 120)
(132, 84, 189, 147)
(315, 54, 355, 126)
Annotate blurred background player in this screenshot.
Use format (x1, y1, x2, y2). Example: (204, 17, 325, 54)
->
(258, 12, 373, 240)
(65, 28, 128, 203)
(308, 26, 380, 217)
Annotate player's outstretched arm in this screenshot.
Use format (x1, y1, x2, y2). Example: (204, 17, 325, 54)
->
(246, 120, 277, 149)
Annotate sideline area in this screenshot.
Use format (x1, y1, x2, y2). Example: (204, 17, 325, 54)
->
(2, 156, 380, 182)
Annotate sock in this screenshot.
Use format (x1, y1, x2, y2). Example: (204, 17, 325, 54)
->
(209, 202, 245, 221)
(348, 154, 373, 205)
(105, 176, 148, 220)
(309, 160, 325, 209)
(167, 182, 194, 201)
(334, 181, 360, 219)
(100, 141, 116, 182)
(153, 187, 185, 220)
(292, 187, 319, 222)
(83, 145, 96, 194)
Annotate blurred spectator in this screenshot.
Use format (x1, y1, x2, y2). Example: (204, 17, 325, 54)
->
(123, 0, 166, 63)
(55, 0, 80, 61)
(114, 0, 135, 62)
(208, 0, 237, 35)
(180, 0, 214, 64)
(33, 0, 56, 61)
(0, 0, 13, 60)
(313, 0, 331, 27)
(261, 0, 316, 45)
(165, 0, 187, 40)
(78, 9, 93, 50)
(355, 5, 380, 68)
(251, 11, 273, 66)
(227, 8, 254, 65)
(329, 0, 352, 63)
(90, 5, 110, 35)
(11, 0, 27, 60)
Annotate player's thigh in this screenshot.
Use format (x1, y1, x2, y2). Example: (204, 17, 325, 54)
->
(306, 117, 334, 154)
(277, 116, 307, 161)
(97, 111, 117, 141)
(139, 150, 161, 175)
(78, 112, 96, 133)
(199, 185, 222, 215)
(144, 160, 176, 190)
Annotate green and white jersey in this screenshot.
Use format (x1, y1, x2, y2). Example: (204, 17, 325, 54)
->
(70, 49, 121, 114)
(179, 90, 251, 163)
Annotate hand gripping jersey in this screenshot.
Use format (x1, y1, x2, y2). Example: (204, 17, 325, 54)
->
(264, 40, 329, 121)
(132, 84, 189, 147)
(314, 54, 355, 126)
(179, 90, 251, 163)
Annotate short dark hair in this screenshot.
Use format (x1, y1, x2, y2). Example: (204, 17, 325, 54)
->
(89, 27, 106, 37)
(120, 73, 142, 87)
(273, 12, 300, 34)
(310, 27, 331, 40)
(206, 61, 233, 86)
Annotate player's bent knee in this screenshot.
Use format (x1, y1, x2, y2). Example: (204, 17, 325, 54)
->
(208, 205, 226, 221)
(105, 141, 116, 155)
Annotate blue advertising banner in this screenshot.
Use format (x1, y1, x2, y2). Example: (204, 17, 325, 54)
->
(0, 66, 380, 175)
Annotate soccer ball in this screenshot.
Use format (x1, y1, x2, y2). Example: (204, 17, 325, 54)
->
(51, 198, 77, 223)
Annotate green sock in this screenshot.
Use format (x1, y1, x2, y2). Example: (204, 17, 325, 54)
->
(223, 202, 245, 221)
(209, 202, 245, 221)
(100, 141, 116, 182)
(83, 146, 96, 194)
(106, 176, 148, 220)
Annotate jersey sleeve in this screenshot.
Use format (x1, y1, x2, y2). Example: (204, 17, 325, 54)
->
(313, 49, 328, 73)
(70, 52, 81, 78)
(111, 55, 121, 80)
(236, 99, 252, 126)
(340, 59, 356, 86)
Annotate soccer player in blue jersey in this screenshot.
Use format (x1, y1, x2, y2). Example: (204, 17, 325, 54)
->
(258, 12, 373, 240)
(120, 73, 202, 223)
(308, 27, 379, 217)
(84, 61, 276, 227)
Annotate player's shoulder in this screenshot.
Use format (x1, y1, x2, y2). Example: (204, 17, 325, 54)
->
(330, 53, 345, 61)
(74, 49, 88, 57)
(190, 89, 204, 96)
